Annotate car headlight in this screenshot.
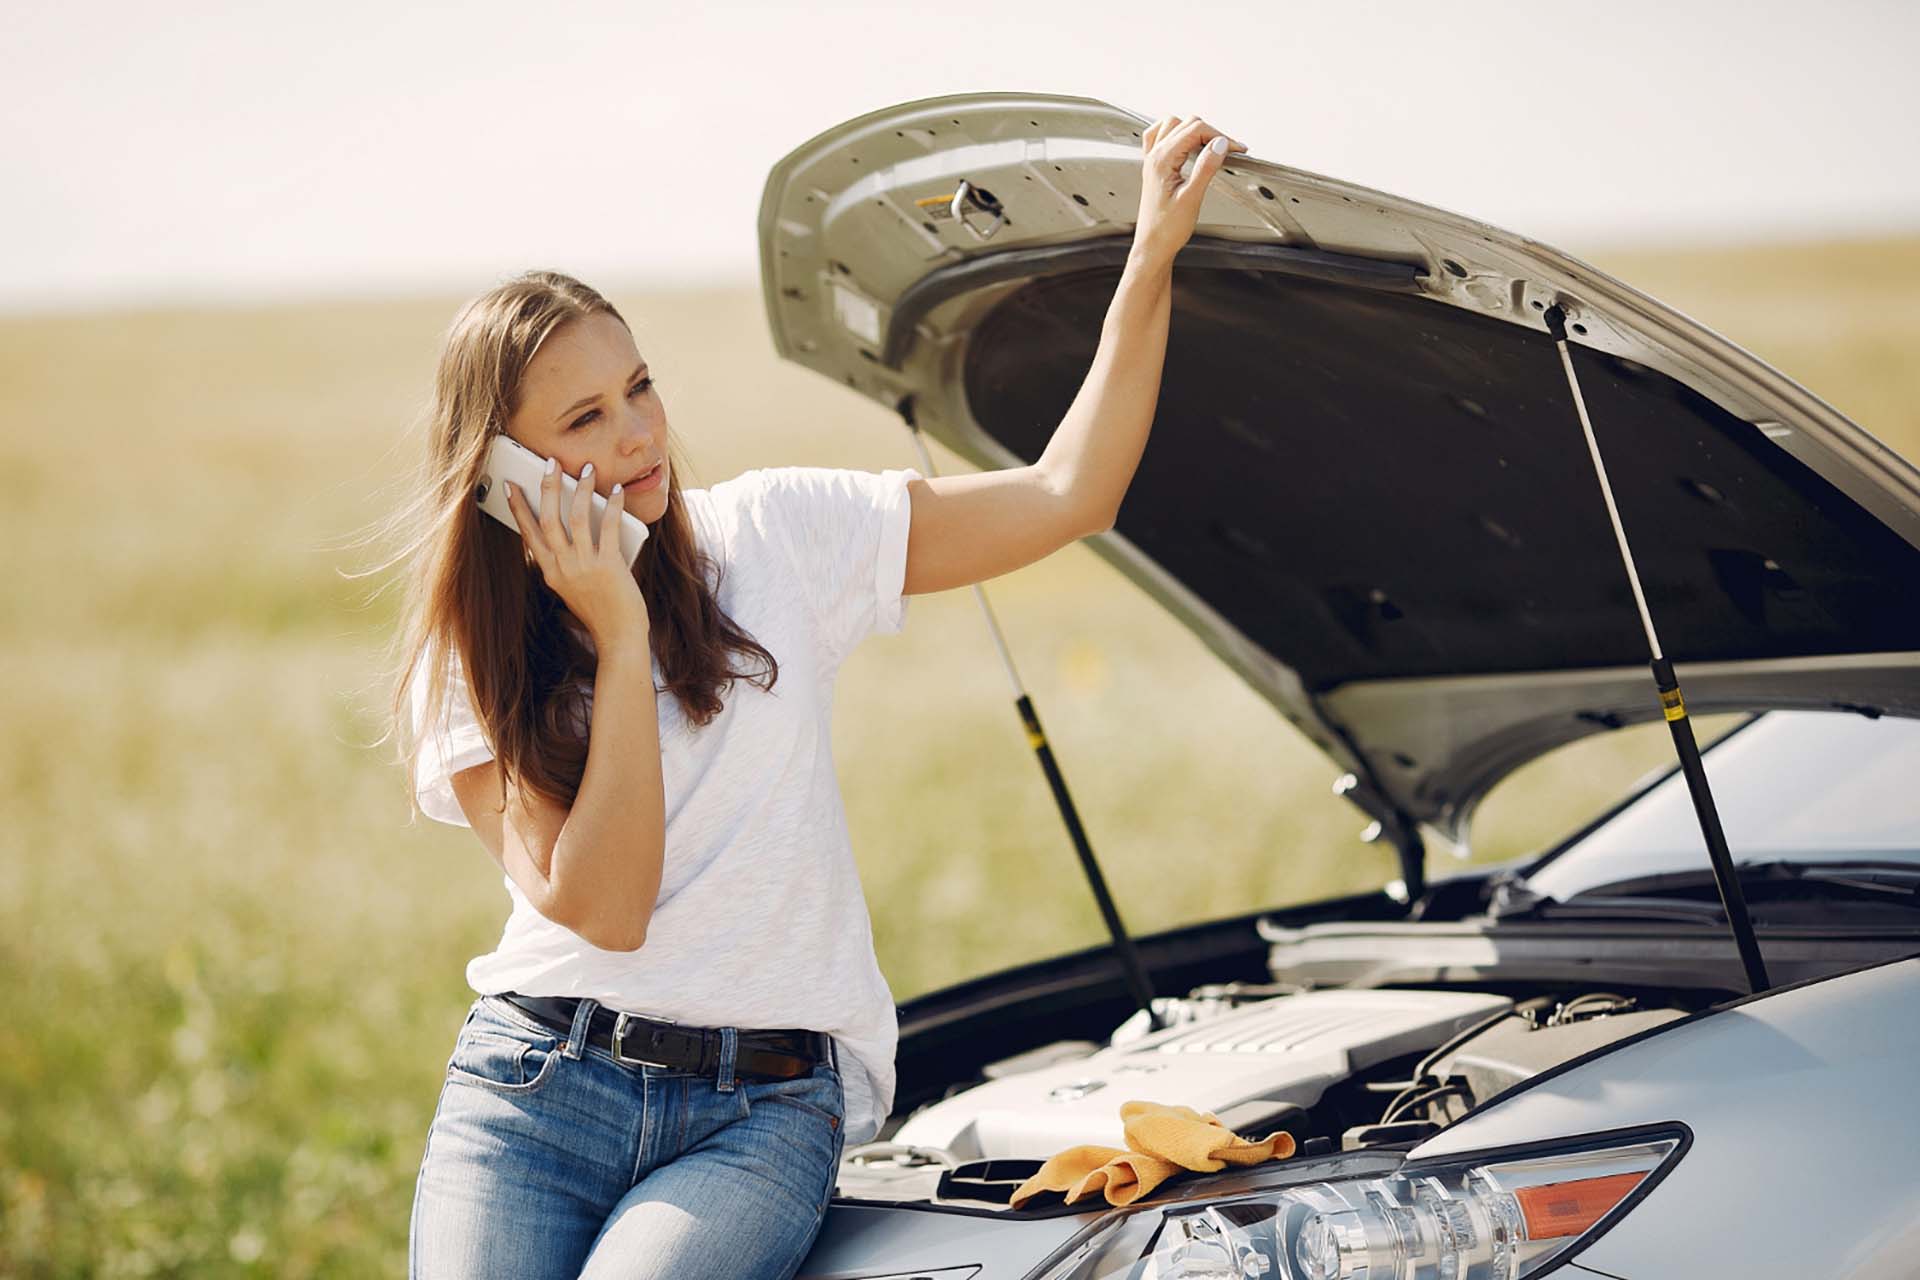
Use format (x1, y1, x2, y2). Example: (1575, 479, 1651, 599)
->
(1034, 1127, 1684, 1279)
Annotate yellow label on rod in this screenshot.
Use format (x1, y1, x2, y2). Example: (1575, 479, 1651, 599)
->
(1660, 687, 1686, 722)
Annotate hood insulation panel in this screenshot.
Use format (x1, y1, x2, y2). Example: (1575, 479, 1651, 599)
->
(964, 263, 1920, 691)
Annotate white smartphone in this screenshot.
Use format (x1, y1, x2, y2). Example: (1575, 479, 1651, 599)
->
(477, 434, 650, 567)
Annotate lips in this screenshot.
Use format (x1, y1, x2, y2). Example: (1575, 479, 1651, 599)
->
(623, 462, 663, 488)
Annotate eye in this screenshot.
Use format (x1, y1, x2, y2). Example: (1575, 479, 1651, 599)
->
(567, 377, 652, 431)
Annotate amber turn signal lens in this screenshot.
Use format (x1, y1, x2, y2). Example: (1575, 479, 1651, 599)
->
(1516, 1170, 1647, 1238)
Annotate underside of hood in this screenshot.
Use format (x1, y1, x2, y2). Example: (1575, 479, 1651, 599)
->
(757, 92, 1920, 854)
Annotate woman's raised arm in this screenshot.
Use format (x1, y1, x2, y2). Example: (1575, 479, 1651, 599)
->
(899, 114, 1245, 598)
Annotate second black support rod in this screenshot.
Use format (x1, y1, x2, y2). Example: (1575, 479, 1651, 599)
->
(1545, 305, 1770, 993)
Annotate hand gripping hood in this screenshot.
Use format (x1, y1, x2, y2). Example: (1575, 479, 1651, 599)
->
(757, 92, 1920, 852)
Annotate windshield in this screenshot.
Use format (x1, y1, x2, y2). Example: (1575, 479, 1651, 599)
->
(1521, 710, 1920, 902)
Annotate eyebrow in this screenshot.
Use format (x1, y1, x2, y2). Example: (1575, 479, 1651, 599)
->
(554, 362, 648, 423)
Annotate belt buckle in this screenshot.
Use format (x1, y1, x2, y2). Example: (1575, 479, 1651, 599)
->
(610, 1012, 678, 1069)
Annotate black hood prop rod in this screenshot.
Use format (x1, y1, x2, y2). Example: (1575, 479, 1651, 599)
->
(896, 398, 1161, 1030)
(1544, 305, 1771, 994)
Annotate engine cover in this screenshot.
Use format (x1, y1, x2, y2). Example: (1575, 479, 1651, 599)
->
(892, 989, 1513, 1160)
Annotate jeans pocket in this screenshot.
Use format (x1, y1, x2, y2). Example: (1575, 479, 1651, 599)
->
(744, 1066, 846, 1223)
(749, 1067, 844, 1132)
(447, 1026, 562, 1095)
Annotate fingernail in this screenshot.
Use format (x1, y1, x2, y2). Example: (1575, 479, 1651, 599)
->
(1208, 136, 1228, 155)
(546, 456, 557, 475)
(583, 462, 594, 478)
(611, 482, 622, 496)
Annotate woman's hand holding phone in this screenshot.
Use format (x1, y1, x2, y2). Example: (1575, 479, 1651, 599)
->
(505, 458, 650, 650)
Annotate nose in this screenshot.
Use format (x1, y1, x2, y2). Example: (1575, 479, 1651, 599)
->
(618, 402, 659, 456)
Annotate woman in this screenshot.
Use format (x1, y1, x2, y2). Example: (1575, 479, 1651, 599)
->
(395, 114, 1243, 1278)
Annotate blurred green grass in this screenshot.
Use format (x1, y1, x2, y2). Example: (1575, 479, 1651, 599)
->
(2, 236, 1916, 1274)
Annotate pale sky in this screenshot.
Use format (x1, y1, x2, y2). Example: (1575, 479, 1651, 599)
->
(6, 0, 1917, 312)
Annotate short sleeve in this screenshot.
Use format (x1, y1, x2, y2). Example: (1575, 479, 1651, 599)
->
(408, 640, 496, 827)
(750, 465, 920, 668)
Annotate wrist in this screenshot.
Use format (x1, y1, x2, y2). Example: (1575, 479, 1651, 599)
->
(593, 627, 652, 668)
(1125, 236, 1179, 277)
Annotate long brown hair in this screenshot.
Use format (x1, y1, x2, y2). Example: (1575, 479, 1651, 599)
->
(376, 271, 777, 821)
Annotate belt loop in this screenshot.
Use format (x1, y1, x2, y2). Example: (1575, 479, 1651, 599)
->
(715, 1026, 738, 1094)
(563, 998, 599, 1060)
(828, 1035, 839, 1073)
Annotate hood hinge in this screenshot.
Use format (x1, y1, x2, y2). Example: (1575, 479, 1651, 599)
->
(1334, 772, 1428, 910)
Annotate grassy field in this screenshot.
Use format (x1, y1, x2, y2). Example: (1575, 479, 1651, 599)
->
(3, 234, 1916, 1274)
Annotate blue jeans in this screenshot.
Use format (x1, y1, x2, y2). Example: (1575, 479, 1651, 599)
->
(410, 994, 846, 1279)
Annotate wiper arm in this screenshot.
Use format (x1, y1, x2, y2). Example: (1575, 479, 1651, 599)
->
(1553, 859, 1920, 915)
(1738, 859, 1920, 901)
(1530, 896, 1733, 924)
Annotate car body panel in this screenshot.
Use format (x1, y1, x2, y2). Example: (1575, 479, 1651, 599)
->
(804, 1203, 1085, 1280)
(758, 92, 1920, 849)
(1410, 956, 1920, 1277)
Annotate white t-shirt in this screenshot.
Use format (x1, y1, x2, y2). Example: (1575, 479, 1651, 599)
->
(409, 465, 921, 1146)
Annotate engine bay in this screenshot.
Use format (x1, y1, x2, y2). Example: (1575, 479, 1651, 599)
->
(839, 982, 1690, 1211)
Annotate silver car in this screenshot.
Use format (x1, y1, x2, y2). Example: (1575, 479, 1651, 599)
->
(757, 93, 1920, 1279)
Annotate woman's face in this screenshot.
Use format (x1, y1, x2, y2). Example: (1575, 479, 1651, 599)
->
(504, 310, 672, 524)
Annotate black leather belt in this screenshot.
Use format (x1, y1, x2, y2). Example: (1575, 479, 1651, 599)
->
(497, 993, 830, 1081)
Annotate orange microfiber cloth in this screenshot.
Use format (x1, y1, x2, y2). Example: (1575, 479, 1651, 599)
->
(1008, 1100, 1297, 1208)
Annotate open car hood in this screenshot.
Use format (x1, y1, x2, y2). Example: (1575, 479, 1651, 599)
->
(757, 92, 1920, 853)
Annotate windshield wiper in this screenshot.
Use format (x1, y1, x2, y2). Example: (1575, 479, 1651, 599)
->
(1510, 859, 1920, 924)
(1581, 859, 1920, 902)
(1523, 896, 1733, 924)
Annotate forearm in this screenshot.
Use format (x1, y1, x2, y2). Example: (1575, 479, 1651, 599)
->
(541, 637, 666, 950)
(1033, 249, 1176, 529)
